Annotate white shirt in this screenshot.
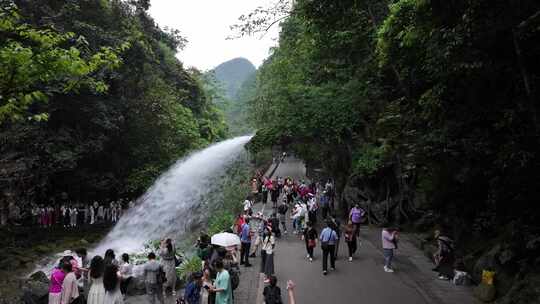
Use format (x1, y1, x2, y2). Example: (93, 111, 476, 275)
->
(243, 200, 253, 211)
(262, 235, 275, 254)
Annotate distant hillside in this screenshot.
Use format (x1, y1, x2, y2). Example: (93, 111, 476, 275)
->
(212, 57, 256, 99)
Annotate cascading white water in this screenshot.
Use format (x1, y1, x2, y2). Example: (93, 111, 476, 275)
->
(92, 135, 252, 254)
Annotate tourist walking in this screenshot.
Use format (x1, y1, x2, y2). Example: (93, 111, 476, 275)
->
(103, 264, 123, 304)
(48, 262, 68, 304)
(60, 261, 80, 304)
(319, 221, 338, 275)
(329, 214, 341, 260)
(159, 238, 177, 295)
(239, 218, 252, 267)
(382, 226, 399, 273)
(349, 203, 365, 237)
(210, 260, 232, 304)
(87, 256, 106, 304)
(344, 221, 357, 262)
(277, 200, 288, 234)
(261, 227, 276, 283)
(320, 192, 331, 220)
(302, 222, 317, 262)
(143, 252, 164, 304)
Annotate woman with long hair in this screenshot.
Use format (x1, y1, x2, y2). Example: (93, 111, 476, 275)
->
(87, 256, 106, 304)
(48, 261, 69, 304)
(104, 249, 119, 266)
(261, 227, 276, 283)
(159, 238, 177, 295)
(103, 264, 123, 304)
(302, 222, 318, 262)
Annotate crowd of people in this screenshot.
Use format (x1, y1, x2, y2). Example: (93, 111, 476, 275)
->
(47, 237, 182, 304)
(43, 153, 457, 304)
(3, 199, 135, 228)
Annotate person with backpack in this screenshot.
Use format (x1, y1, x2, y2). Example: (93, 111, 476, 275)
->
(349, 203, 365, 237)
(319, 220, 338, 275)
(433, 229, 455, 280)
(210, 260, 232, 304)
(263, 275, 282, 304)
(270, 213, 281, 238)
(319, 192, 330, 220)
(143, 252, 164, 304)
(277, 201, 288, 235)
(239, 218, 252, 267)
(184, 272, 203, 304)
(302, 222, 318, 262)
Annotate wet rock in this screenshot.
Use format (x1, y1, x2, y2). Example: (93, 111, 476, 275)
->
(22, 272, 49, 304)
(29, 271, 48, 284)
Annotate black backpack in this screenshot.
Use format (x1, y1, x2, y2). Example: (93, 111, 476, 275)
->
(278, 204, 287, 214)
(229, 268, 240, 290)
(264, 286, 282, 304)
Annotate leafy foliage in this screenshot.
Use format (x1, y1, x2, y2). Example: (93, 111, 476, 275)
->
(0, 2, 125, 123)
(245, 0, 540, 233)
(1, 0, 227, 204)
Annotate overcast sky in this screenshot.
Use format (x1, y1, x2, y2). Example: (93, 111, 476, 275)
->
(148, 0, 281, 71)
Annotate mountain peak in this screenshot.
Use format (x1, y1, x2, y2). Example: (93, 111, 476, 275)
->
(212, 58, 256, 99)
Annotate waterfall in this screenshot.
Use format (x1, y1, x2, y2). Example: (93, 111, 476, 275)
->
(92, 135, 252, 254)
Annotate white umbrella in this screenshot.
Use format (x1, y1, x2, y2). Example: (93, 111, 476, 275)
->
(211, 232, 241, 247)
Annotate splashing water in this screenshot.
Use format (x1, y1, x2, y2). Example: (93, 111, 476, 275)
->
(92, 135, 252, 254)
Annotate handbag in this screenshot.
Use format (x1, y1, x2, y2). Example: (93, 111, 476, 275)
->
(308, 239, 316, 248)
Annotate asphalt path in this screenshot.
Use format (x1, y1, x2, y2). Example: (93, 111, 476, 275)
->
(259, 157, 475, 304)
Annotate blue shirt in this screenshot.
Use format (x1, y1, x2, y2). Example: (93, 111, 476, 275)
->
(319, 227, 338, 245)
(184, 281, 201, 304)
(240, 223, 251, 243)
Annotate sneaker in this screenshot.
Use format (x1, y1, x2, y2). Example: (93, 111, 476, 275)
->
(331, 267, 335, 271)
(264, 278, 270, 283)
(244, 263, 252, 267)
(438, 275, 449, 280)
(284, 231, 288, 234)
(306, 254, 310, 258)
(323, 270, 327, 275)
(385, 267, 394, 273)
(309, 257, 313, 262)
(349, 257, 353, 262)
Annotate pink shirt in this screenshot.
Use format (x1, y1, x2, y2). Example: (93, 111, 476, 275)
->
(49, 268, 65, 293)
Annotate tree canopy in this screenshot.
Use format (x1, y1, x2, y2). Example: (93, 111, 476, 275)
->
(1, 0, 227, 202)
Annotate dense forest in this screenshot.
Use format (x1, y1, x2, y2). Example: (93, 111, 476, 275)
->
(1, 0, 227, 206)
(244, 0, 540, 302)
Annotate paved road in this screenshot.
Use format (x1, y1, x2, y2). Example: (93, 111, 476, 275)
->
(257, 157, 476, 304)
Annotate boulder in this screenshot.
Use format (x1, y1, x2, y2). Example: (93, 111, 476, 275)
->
(22, 272, 49, 304)
(28, 271, 48, 284)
